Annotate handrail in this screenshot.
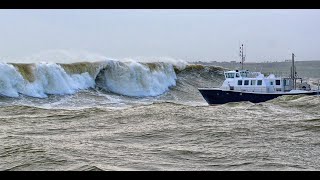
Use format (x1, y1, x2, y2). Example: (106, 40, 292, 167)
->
(315, 80, 320, 101)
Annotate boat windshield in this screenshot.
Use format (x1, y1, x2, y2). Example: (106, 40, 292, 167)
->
(225, 73, 235, 78)
(240, 71, 248, 77)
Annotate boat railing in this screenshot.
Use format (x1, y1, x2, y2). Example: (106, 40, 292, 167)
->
(236, 86, 267, 93)
(317, 80, 320, 98)
(263, 71, 291, 78)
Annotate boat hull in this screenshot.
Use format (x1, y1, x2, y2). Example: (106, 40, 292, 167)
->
(198, 88, 319, 105)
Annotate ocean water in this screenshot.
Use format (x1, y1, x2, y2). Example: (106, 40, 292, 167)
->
(1, 58, 320, 171)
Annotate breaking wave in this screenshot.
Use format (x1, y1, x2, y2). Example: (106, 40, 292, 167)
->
(0, 59, 225, 98)
(0, 62, 95, 98)
(95, 61, 177, 97)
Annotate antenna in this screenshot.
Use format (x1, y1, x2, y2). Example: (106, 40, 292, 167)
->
(239, 44, 245, 70)
(291, 53, 296, 89)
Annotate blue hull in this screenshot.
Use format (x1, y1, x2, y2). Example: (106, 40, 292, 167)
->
(198, 88, 319, 105)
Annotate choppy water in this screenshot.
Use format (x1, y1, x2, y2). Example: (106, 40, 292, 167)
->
(1, 58, 320, 171)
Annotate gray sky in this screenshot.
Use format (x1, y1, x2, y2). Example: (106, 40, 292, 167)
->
(0, 9, 320, 62)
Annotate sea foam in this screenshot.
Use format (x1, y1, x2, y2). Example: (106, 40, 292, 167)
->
(0, 62, 95, 98)
(0, 59, 179, 98)
(97, 60, 177, 97)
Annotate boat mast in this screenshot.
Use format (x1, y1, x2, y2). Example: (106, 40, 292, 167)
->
(291, 53, 296, 90)
(239, 44, 245, 70)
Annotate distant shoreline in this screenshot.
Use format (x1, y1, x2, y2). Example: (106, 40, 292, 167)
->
(190, 60, 320, 78)
(190, 60, 320, 65)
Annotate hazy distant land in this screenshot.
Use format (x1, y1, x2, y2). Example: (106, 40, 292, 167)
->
(192, 60, 320, 78)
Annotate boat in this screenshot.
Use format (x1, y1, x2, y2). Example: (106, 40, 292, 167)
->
(198, 44, 320, 105)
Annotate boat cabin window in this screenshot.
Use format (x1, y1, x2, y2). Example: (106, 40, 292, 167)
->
(270, 81, 274, 85)
(251, 80, 256, 86)
(257, 80, 262, 86)
(284, 79, 290, 86)
(276, 80, 281, 85)
(236, 73, 240, 78)
(238, 80, 243, 85)
(225, 73, 235, 78)
(244, 80, 249, 86)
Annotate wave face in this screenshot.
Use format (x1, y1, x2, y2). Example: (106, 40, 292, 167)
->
(34, 63, 95, 96)
(0, 63, 28, 97)
(0, 62, 95, 98)
(95, 60, 177, 97)
(0, 60, 224, 99)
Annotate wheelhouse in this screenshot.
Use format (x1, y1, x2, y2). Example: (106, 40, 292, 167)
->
(222, 70, 288, 93)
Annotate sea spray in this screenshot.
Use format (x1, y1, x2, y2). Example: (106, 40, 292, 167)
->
(124, 56, 188, 72)
(59, 61, 107, 79)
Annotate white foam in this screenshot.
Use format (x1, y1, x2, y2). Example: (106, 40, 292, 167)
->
(0, 62, 95, 98)
(100, 60, 177, 97)
(0, 58, 179, 98)
(0, 63, 23, 97)
(34, 63, 95, 95)
(10, 49, 110, 63)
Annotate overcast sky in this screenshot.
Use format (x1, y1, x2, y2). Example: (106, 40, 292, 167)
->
(0, 9, 320, 62)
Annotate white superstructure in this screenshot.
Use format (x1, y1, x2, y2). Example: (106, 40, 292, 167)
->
(220, 70, 310, 93)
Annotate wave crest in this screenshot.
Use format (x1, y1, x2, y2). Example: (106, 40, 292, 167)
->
(96, 60, 177, 97)
(0, 60, 224, 98)
(0, 62, 95, 98)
